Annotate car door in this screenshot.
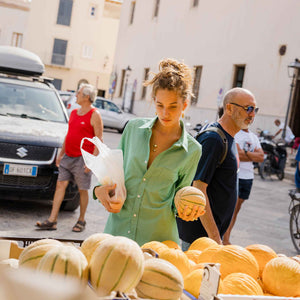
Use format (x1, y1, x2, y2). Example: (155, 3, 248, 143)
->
(101, 100, 123, 130)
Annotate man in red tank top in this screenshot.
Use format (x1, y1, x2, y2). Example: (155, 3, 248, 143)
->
(36, 84, 103, 232)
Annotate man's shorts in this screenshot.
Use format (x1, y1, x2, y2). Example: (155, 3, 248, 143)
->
(58, 155, 92, 190)
(238, 178, 253, 200)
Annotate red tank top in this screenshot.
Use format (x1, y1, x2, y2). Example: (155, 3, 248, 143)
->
(65, 108, 97, 157)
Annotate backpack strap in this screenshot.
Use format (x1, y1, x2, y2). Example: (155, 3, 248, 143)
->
(195, 126, 228, 166)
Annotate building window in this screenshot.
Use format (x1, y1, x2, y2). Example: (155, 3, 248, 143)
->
(82, 45, 93, 59)
(51, 38, 68, 66)
(141, 68, 150, 99)
(233, 65, 245, 87)
(53, 78, 62, 90)
(129, 1, 136, 25)
(57, 0, 73, 26)
(191, 66, 202, 105)
(153, 0, 160, 18)
(192, 0, 199, 7)
(11, 32, 23, 47)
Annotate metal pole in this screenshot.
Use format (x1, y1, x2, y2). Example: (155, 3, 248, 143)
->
(122, 75, 128, 111)
(282, 73, 295, 140)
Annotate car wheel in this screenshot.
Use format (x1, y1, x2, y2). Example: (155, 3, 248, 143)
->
(60, 193, 80, 211)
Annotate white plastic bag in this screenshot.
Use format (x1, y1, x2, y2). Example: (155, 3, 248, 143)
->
(80, 136, 126, 204)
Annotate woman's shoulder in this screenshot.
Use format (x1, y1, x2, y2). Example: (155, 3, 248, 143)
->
(127, 117, 154, 128)
(187, 133, 202, 152)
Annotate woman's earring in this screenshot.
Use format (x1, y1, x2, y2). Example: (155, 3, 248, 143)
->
(182, 112, 185, 118)
(155, 112, 157, 115)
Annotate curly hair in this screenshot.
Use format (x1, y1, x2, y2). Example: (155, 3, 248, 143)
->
(144, 58, 193, 101)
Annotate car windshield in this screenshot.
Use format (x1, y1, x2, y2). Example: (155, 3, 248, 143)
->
(0, 82, 67, 123)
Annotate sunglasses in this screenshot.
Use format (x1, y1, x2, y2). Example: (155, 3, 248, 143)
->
(230, 103, 259, 114)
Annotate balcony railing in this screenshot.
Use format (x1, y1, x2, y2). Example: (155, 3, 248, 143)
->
(42, 52, 73, 69)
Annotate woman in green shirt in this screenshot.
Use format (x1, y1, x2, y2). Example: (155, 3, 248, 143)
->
(94, 58, 202, 246)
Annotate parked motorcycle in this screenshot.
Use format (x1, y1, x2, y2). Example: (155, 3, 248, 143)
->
(257, 129, 287, 180)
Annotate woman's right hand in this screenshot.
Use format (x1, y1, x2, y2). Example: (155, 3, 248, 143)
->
(94, 184, 123, 213)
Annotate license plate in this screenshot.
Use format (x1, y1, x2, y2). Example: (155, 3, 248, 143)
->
(3, 163, 38, 177)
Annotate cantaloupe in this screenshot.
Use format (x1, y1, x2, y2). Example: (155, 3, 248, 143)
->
(245, 244, 277, 277)
(89, 236, 144, 296)
(221, 273, 263, 295)
(37, 245, 88, 281)
(262, 257, 300, 297)
(80, 233, 113, 263)
(19, 238, 62, 269)
(136, 258, 183, 300)
(174, 186, 206, 216)
(158, 248, 190, 278)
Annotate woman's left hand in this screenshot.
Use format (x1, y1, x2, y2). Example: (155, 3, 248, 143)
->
(177, 205, 205, 222)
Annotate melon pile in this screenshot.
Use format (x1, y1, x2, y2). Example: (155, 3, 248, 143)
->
(141, 237, 300, 298)
(1, 235, 300, 299)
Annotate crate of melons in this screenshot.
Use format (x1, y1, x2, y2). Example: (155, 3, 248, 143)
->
(0, 235, 193, 300)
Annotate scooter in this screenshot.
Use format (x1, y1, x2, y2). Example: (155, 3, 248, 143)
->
(258, 130, 287, 180)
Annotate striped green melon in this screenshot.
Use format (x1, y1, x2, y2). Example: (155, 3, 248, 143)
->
(19, 238, 62, 269)
(136, 258, 183, 300)
(174, 186, 206, 216)
(89, 236, 144, 296)
(80, 233, 113, 263)
(37, 245, 88, 281)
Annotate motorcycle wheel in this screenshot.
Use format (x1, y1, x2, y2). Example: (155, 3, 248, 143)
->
(259, 158, 272, 180)
(277, 170, 284, 180)
(289, 204, 300, 254)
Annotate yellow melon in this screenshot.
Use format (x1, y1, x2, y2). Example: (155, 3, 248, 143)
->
(262, 257, 300, 297)
(161, 240, 181, 249)
(188, 237, 218, 251)
(159, 248, 190, 278)
(190, 263, 206, 272)
(245, 244, 277, 277)
(89, 236, 144, 296)
(174, 186, 206, 216)
(19, 238, 62, 269)
(141, 241, 169, 256)
(80, 233, 113, 263)
(212, 245, 259, 279)
(222, 273, 263, 295)
(184, 250, 202, 264)
(136, 258, 183, 300)
(195, 245, 222, 264)
(184, 268, 224, 298)
(37, 245, 88, 281)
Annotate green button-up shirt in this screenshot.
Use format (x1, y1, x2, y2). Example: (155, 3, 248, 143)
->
(103, 117, 202, 246)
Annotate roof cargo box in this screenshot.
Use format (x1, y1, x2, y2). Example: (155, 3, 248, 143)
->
(0, 46, 44, 76)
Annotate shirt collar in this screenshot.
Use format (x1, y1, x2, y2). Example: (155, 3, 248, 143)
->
(139, 117, 189, 152)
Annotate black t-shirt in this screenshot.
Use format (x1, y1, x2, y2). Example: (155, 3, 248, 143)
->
(176, 123, 238, 243)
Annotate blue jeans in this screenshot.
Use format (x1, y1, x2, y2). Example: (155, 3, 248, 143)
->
(181, 240, 191, 251)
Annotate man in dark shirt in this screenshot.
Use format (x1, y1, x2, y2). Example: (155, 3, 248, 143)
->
(177, 87, 258, 249)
